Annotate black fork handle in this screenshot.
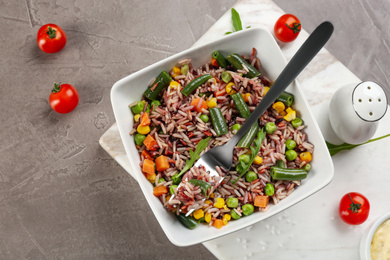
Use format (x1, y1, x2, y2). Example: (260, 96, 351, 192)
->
(227, 21, 334, 148)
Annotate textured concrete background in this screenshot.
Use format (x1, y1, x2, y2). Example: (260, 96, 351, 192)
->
(0, 0, 389, 259)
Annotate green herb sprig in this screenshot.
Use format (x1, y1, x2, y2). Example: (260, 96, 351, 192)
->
(171, 137, 211, 184)
(326, 133, 390, 156)
(231, 128, 266, 184)
(225, 8, 250, 35)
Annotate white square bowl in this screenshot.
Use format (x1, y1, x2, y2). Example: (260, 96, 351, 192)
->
(110, 28, 334, 246)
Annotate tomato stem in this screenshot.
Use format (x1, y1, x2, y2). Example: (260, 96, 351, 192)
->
(52, 82, 61, 93)
(46, 26, 57, 39)
(286, 22, 301, 34)
(348, 193, 361, 213)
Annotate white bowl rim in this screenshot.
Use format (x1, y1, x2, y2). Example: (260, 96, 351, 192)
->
(360, 211, 390, 260)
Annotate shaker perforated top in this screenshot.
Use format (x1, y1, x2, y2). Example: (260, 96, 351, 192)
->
(352, 81, 388, 122)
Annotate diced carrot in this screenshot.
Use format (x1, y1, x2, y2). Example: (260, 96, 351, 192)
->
(190, 98, 208, 113)
(212, 219, 224, 229)
(153, 185, 168, 197)
(142, 158, 155, 176)
(254, 195, 269, 208)
(141, 150, 153, 160)
(204, 131, 212, 136)
(211, 57, 219, 68)
(155, 155, 169, 172)
(140, 112, 150, 127)
(143, 134, 158, 151)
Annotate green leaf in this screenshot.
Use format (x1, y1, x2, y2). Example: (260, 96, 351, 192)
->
(327, 133, 390, 156)
(177, 137, 211, 178)
(188, 179, 211, 196)
(231, 8, 243, 32)
(231, 128, 265, 184)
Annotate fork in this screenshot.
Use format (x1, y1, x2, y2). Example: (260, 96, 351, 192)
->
(174, 21, 333, 215)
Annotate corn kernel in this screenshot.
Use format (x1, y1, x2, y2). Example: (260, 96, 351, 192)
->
(134, 114, 141, 123)
(272, 101, 285, 113)
(241, 93, 251, 102)
(172, 66, 181, 75)
(208, 78, 217, 86)
(222, 214, 231, 225)
(169, 81, 181, 90)
(207, 97, 217, 108)
(283, 110, 296, 122)
(205, 212, 212, 223)
(204, 200, 212, 206)
(213, 197, 225, 208)
(300, 151, 312, 162)
(263, 86, 270, 95)
(166, 195, 171, 201)
(286, 107, 294, 114)
(279, 111, 287, 116)
(209, 193, 214, 198)
(137, 125, 151, 135)
(193, 209, 204, 220)
(223, 205, 229, 210)
(225, 82, 236, 95)
(253, 155, 263, 165)
(146, 173, 156, 183)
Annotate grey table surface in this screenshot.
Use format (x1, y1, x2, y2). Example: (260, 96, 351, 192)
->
(1, 0, 389, 259)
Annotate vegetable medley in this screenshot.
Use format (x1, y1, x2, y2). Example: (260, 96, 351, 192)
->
(129, 49, 314, 229)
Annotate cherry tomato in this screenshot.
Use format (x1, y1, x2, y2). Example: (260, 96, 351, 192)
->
(274, 14, 301, 43)
(49, 83, 79, 114)
(339, 192, 370, 225)
(37, 24, 67, 53)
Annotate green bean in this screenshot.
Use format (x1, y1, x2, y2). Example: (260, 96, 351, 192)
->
(226, 197, 239, 208)
(212, 50, 228, 68)
(237, 123, 259, 148)
(226, 53, 261, 78)
(177, 214, 200, 229)
(144, 70, 173, 100)
(265, 122, 276, 134)
(181, 74, 212, 96)
(285, 150, 298, 161)
(270, 166, 307, 181)
(209, 107, 228, 136)
(277, 91, 294, 107)
(242, 204, 255, 216)
(264, 183, 275, 196)
(231, 93, 250, 119)
(285, 139, 296, 150)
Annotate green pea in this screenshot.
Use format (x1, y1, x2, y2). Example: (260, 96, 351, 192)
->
(226, 197, 239, 208)
(158, 178, 166, 183)
(130, 101, 144, 114)
(285, 139, 296, 150)
(276, 160, 286, 168)
(238, 154, 251, 164)
(200, 114, 209, 123)
(285, 150, 298, 161)
(303, 163, 311, 172)
(169, 185, 178, 195)
(264, 183, 275, 196)
(231, 124, 241, 134)
(245, 171, 258, 182)
(265, 122, 276, 134)
(181, 64, 189, 75)
(151, 100, 161, 111)
(291, 118, 303, 129)
(230, 209, 241, 220)
(242, 204, 254, 216)
(221, 71, 232, 83)
(145, 103, 151, 114)
(134, 133, 146, 146)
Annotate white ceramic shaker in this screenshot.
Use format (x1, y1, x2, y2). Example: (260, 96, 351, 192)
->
(329, 81, 388, 144)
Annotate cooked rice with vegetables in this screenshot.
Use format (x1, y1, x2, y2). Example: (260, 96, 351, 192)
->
(129, 48, 314, 229)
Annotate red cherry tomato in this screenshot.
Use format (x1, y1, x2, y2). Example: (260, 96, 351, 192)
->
(339, 192, 370, 225)
(49, 83, 79, 114)
(274, 14, 301, 43)
(37, 24, 67, 53)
